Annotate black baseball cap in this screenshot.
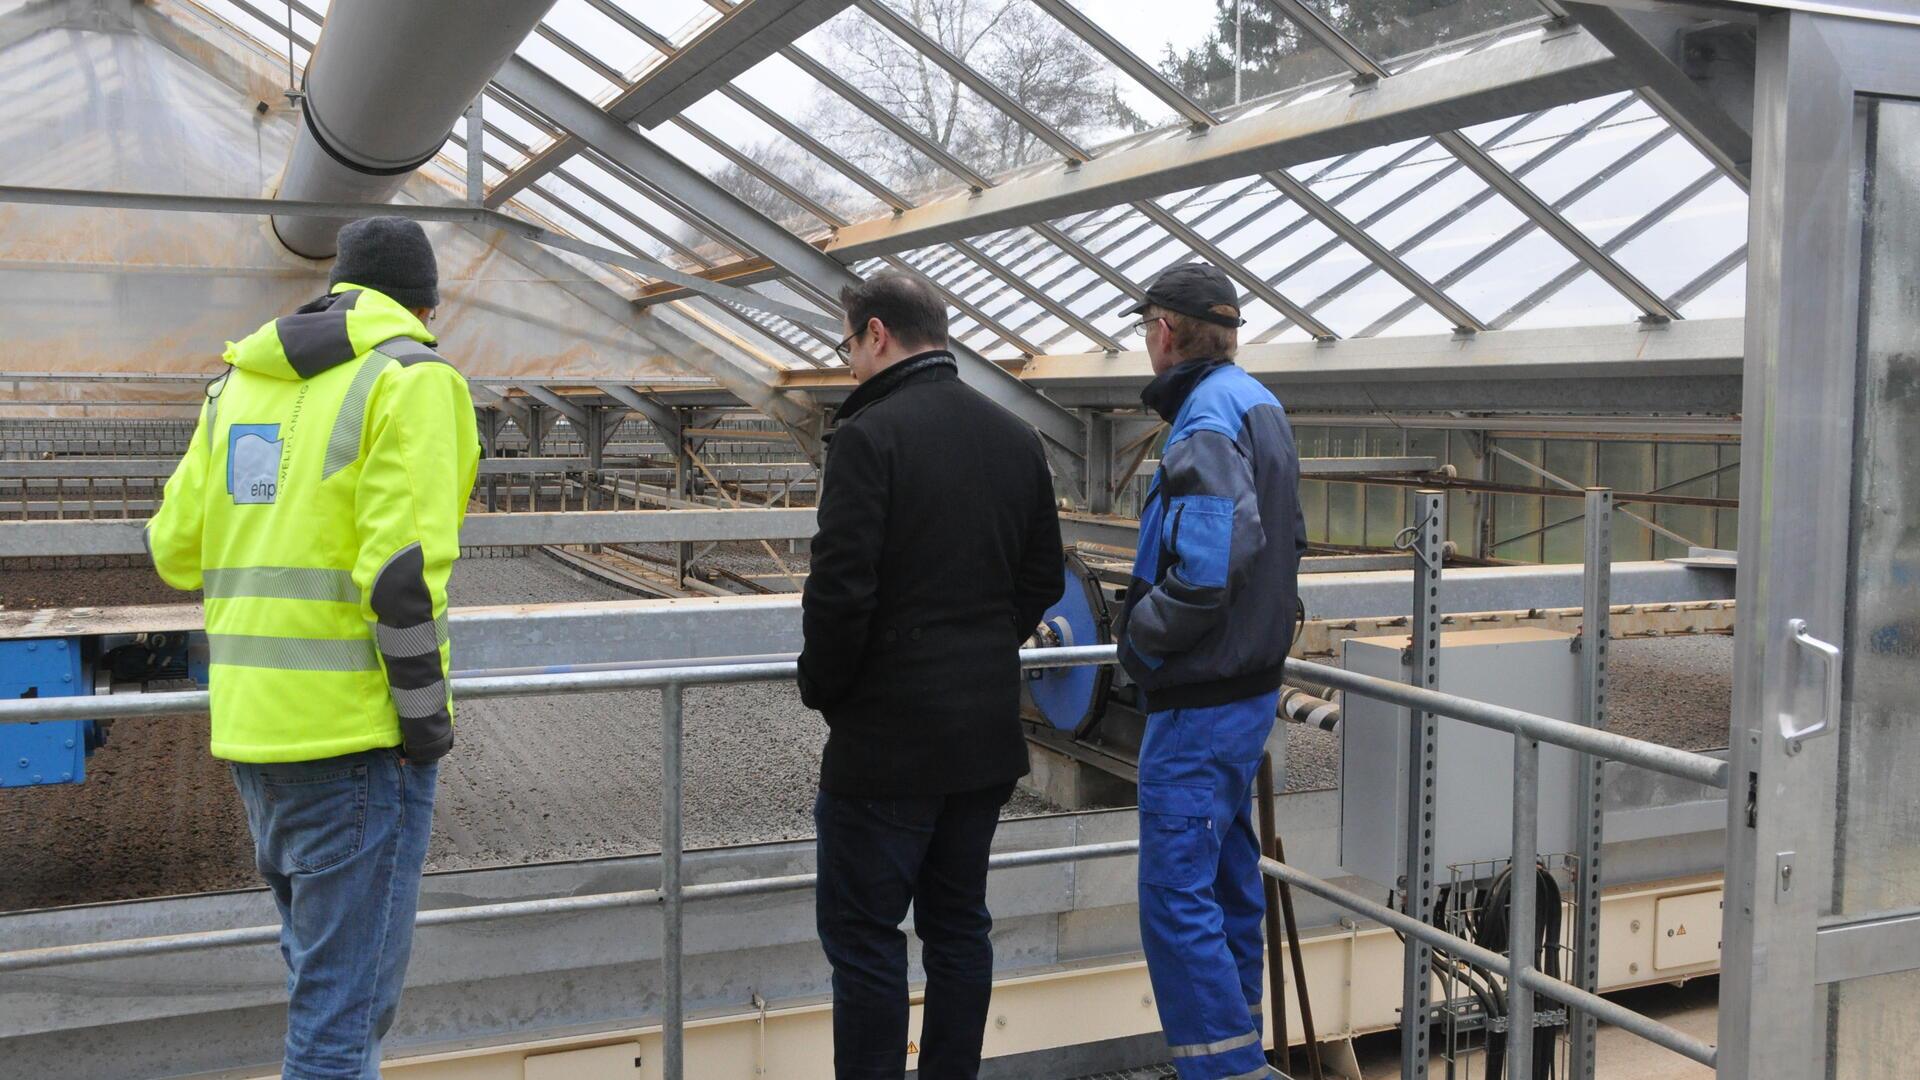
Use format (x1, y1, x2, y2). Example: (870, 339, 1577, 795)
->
(1123, 263, 1246, 328)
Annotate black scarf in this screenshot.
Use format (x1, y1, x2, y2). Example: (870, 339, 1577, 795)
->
(835, 350, 957, 424)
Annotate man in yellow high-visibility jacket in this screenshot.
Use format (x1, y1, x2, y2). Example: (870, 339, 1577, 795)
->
(148, 216, 478, 1080)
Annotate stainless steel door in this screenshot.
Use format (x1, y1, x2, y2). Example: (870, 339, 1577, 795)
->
(1720, 10, 1920, 1079)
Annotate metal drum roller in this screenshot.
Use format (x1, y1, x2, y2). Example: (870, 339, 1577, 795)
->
(1026, 552, 1114, 737)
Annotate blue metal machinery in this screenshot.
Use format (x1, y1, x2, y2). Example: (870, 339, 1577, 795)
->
(0, 633, 192, 788)
(1026, 553, 1115, 738)
(1, 639, 100, 788)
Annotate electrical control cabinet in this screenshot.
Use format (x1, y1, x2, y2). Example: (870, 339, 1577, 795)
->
(1339, 627, 1583, 890)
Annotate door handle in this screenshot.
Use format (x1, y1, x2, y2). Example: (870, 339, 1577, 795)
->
(1781, 618, 1841, 754)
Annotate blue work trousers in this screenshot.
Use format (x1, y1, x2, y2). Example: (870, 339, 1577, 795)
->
(231, 747, 438, 1080)
(1137, 692, 1278, 1080)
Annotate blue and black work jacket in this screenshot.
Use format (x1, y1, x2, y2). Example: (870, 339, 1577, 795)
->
(1116, 357, 1306, 712)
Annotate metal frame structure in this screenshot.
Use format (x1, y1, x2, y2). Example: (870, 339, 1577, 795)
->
(1, 0, 1756, 443)
(0, 624, 1725, 1080)
(6, 0, 1920, 1076)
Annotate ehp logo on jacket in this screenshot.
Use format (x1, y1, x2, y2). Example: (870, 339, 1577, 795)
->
(228, 423, 282, 505)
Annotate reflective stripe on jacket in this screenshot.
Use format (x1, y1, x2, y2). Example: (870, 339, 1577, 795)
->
(146, 283, 480, 763)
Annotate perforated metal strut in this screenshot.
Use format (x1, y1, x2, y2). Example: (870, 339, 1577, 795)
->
(1400, 490, 1446, 1079)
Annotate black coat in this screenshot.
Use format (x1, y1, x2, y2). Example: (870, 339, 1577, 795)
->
(798, 352, 1064, 797)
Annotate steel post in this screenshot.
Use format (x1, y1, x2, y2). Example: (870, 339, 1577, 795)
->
(1399, 489, 1445, 1079)
(1507, 735, 1540, 1080)
(1086, 412, 1115, 514)
(673, 416, 690, 586)
(1569, 487, 1611, 1080)
(464, 96, 484, 205)
(661, 681, 685, 1080)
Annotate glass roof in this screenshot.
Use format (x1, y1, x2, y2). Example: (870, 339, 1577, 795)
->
(181, 0, 1749, 372)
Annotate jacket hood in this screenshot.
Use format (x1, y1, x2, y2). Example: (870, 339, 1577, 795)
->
(223, 284, 434, 381)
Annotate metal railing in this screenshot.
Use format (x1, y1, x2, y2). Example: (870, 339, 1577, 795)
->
(0, 638, 1724, 1076)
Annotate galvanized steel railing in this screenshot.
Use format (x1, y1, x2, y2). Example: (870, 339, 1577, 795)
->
(0, 642, 1724, 1075)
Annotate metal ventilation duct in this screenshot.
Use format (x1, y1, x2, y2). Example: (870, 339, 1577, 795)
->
(272, 0, 558, 258)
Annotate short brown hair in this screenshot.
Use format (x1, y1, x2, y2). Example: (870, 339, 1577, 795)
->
(1150, 305, 1238, 362)
(839, 272, 948, 351)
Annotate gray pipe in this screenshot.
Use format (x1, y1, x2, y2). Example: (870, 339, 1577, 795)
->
(272, 0, 558, 258)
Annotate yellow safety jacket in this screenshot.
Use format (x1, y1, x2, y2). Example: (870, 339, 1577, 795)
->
(147, 284, 480, 763)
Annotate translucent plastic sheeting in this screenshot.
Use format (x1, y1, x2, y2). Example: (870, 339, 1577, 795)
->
(27, 0, 1761, 385)
(0, 18, 703, 411)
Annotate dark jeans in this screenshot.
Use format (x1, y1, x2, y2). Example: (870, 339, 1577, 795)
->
(231, 748, 438, 1080)
(813, 781, 1016, 1080)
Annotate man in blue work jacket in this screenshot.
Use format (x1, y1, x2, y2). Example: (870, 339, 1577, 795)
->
(1116, 263, 1306, 1080)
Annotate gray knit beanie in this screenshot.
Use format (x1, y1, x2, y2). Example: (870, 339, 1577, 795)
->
(330, 216, 439, 310)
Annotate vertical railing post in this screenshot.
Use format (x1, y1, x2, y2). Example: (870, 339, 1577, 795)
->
(1399, 489, 1446, 1079)
(661, 681, 686, 1080)
(1569, 487, 1611, 1080)
(1508, 735, 1541, 1080)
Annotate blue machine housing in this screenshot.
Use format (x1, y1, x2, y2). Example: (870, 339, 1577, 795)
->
(1026, 553, 1115, 737)
(1, 638, 103, 788)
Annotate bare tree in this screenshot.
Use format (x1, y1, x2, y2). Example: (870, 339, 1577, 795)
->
(805, 0, 1144, 198)
(677, 0, 1146, 254)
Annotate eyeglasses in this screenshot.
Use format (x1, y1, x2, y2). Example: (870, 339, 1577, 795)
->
(834, 329, 863, 362)
(1127, 316, 1167, 339)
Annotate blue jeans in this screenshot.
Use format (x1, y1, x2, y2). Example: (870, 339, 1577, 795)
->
(1137, 693, 1277, 1080)
(231, 748, 438, 1080)
(813, 782, 1014, 1080)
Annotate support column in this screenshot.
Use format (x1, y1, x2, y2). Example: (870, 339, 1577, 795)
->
(1085, 411, 1114, 515)
(671, 411, 690, 587)
(584, 406, 606, 520)
(479, 410, 500, 513)
(525, 403, 545, 457)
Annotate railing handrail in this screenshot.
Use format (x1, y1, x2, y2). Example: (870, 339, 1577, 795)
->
(0, 839, 1142, 976)
(0, 641, 1721, 1071)
(1285, 656, 1729, 789)
(0, 644, 1725, 788)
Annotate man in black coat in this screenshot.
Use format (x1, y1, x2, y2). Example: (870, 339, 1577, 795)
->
(798, 271, 1064, 1080)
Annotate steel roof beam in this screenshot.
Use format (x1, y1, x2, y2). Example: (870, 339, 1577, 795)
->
(948, 240, 1121, 352)
(487, 0, 851, 207)
(1345, 102, 1666, 338)
(598, 385, 684, 438)
(518, 385, 592, 428)
(822, 25, 1632, 260)
(488, 57, 1085, 451)
(624, 0, 852, 128)
(1263, 0, 1676, 322)
(1493, 166, 1723, 328)
(1559, 2, 1752, 186)
(576, 3, 923, 206)
(1260, 170, 1487, 334)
